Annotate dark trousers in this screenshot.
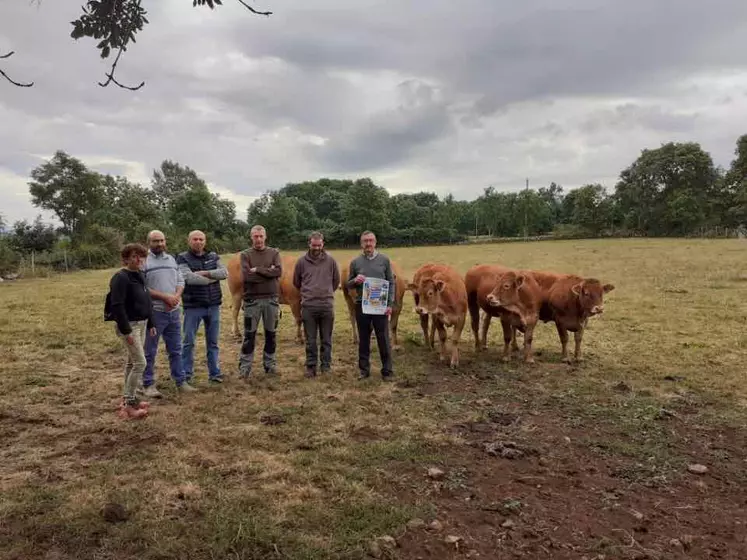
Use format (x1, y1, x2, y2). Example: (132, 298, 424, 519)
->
(239, 297, 280, 376)
(355, 304, 393, 377)
(301, 305, 334, 370)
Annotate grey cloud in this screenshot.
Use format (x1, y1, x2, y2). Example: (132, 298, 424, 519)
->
(2, 0, 747, 223)
(579, 104, 700, 135)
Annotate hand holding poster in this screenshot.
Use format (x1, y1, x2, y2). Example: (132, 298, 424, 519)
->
(362, 277, 390, 315)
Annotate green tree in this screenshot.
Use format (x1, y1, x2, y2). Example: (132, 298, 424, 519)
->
(614, 142, 719, 235)
(28, 150, 104, 245)
(168, 184, 220, 236)
(94, 174, 164, 240)
(722, 134, 747, 228)
(10, 216, 58, 254)
(248, 193, 299, 246)
(341, 178, 390, 236)
(562, 184, 612, 235)
(151, 160, 205, 210)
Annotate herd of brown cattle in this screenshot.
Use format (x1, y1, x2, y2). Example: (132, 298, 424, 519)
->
(224, 253, 614, 369)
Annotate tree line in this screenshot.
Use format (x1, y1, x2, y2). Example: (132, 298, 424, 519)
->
(1, 133, 746, 276)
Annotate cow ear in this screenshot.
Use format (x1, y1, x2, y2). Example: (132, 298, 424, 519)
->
(435, 279, 445, 292)
(516, 274, 525, 287)
(571, 282, 582, 296)
(603, 283, 615, 293)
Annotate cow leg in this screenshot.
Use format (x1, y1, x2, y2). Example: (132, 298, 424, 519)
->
(434, 319, 449, 363)
(390, 306, 401, 351)
(290, 300, 304, 344)
(419, 313, 431, 348)
(510, 326, 520, 355)
(468, 296, 482, 350)
(479, 313, 492, 351)
(231, 292, 243, 340)
(429, 317, 437, 350)
(522, 322, 536, 365)
(500, 317, 512, 362)
(556, 323, 570, 363)
(345, 293, 358, 345)
(449, 317, 465, 369)
(573, 328, 584, 363)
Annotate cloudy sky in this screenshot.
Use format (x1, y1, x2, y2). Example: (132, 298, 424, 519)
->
(2, 0, 747, 224)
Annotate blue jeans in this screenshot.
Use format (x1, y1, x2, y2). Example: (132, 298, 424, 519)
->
(182, 305, 222, 382)
(143, 309, 185, 387)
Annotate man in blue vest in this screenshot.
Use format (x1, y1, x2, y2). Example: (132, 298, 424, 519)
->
(177, 230, 228, 385)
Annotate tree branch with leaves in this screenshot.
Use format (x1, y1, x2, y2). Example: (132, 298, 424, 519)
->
(3, 0, 272, 89)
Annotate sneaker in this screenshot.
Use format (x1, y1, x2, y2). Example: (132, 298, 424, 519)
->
(382, 374, 395, 382)
(358, 371, 370, 380)
(143, 386, 163, 399)
(178, 383, 198, 393)
(320, 365, 331, 374)
(209, 377, 224, 385)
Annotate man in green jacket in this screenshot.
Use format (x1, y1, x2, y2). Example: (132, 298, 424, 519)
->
(345, 230, 394, 381)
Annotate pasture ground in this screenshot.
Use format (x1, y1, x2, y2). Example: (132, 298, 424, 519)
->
(1, 238, 747, 560)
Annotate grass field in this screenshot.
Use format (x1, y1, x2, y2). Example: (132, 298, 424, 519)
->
(1, 238, 747, 560)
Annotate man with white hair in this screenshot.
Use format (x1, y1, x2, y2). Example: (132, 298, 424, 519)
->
(238, 224, 282, 379)
(176, 230, 228, 386)
(142, 229, 196, 396)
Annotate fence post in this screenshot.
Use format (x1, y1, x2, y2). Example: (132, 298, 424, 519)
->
(64, 249, 69, 273)
(31, 250, 35, 276)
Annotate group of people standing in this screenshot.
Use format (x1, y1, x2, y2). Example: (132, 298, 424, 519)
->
(106, 226, 396, 420)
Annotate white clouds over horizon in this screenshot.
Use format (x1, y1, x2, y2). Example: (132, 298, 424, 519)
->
(2, 0, 747, 224)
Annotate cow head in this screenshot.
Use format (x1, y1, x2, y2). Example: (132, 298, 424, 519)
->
(572, 279, 614, 316)
(486, 271, 525, 310)
(413, 276, 449, 316)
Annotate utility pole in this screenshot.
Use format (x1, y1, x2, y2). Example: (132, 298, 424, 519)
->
(523, 177, 529, 241)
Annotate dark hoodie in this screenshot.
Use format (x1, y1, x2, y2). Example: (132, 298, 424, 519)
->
(292, 251, 340, 308)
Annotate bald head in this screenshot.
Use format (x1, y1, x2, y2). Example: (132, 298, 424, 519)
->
(188, 230, 207, 254)
(147, 230, 166, 254)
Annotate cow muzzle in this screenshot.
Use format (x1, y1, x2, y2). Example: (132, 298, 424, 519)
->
(486, 295, 502, 307)
(590, 305, 604, 315)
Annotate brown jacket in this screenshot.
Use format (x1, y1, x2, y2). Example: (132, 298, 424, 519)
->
(293, 251, 340, 308)
(241, 247, 282, 300)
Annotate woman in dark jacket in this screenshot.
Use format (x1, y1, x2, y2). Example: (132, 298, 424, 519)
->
(106, 243, 156, 419)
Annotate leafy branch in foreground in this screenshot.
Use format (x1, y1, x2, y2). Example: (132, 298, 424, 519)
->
(68, 0, 272, 91)
(0, 51, 34, 87)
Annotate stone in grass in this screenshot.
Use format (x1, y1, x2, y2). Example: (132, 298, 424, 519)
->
(687, 464, 709, 475)
(427, 467, 446, 480)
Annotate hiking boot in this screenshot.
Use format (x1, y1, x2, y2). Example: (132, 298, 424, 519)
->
(358, 371, 370, 381)
(305, 367, 316, 379)
(320, 365, 331, 374)
(142, 386, 163, 399)
(209, 376, 224, 385)
(265, 366, 278, 376)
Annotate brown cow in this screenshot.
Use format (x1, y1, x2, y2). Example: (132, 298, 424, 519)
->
(465, 263, 526, 356)
(226, 253, 304, 343)
(407, 262, 442, 349)
(539, 274, 615, 363)
(340, 259, 407, 350)
(408, 263, 467, 368)
(483, 269, 544, 364)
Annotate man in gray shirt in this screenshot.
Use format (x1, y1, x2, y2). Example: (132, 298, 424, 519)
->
(142, 230, 196, 396)
(293, 231, 340, 378)
(345, 230, 394, 381)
